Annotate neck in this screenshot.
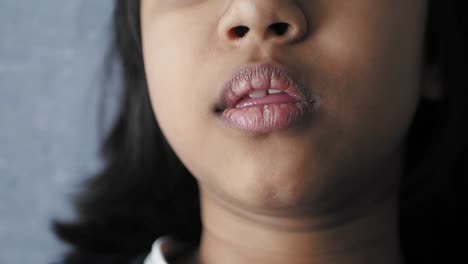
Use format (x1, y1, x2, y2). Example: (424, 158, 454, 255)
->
(190, 190, 405, 264)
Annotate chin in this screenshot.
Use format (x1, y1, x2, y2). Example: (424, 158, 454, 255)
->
(217, 161, 329, 214)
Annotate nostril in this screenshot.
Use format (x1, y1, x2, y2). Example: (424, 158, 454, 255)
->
(230, 26, 249, 38)
(269, 22, 289, 36)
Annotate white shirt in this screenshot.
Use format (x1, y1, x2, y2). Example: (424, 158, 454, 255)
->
(144, 236, 172, 264)
(144, 236, 191, 264)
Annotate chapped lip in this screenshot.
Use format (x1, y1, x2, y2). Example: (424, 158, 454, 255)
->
(214, 63, 315, 112)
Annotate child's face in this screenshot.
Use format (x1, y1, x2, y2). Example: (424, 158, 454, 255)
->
(140, 1, 428, 213)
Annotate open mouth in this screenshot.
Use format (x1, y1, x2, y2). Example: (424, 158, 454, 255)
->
(234, 89, 300, 109)
(215, 63, 317, 133)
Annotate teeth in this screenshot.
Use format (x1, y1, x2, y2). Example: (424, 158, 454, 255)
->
(268, 89, 283, 94)
(248, 90, 268, 98)
(248, 89, 284, 99)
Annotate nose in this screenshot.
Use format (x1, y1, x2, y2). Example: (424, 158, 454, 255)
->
(218, 0, 308, 46)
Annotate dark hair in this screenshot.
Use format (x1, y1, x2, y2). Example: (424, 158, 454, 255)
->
(53, 0, 467, 263)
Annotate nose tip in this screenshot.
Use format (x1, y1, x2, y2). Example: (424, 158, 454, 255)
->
(218, 0, 308, 45)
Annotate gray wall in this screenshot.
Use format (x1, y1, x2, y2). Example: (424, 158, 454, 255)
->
(0, 1, 121, 263)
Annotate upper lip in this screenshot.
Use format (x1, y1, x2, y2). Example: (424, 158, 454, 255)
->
(216, 63, 313, 111)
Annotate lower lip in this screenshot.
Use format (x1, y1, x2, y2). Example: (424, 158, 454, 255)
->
(220, 94, 314, 133)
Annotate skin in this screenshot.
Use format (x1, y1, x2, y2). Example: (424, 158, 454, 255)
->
(140, 0, 438, 263)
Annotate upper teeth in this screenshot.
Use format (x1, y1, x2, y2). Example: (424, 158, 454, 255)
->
(248, 89, 283, 98)
(268, 89, 283, 94)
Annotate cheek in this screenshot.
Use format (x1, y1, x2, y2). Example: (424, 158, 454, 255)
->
(307, 3, 425, 164)
(142, 17, 202, 118)
(142, 19, 221, 175)
(144, 57, 208, 169)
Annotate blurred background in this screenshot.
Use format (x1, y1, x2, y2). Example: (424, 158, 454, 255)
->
(0, 1, 121, 263)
